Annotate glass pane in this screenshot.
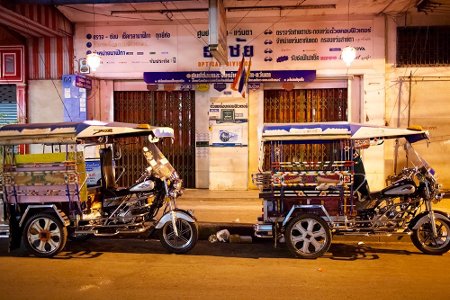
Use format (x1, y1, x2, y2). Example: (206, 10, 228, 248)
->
(4, 54, 15, 74)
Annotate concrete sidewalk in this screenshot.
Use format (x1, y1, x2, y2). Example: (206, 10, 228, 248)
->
(177, 189, 450, 242)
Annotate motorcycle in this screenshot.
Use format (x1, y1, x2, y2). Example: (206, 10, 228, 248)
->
(253, 122, 450, 258)
(0, 121, 198, 257)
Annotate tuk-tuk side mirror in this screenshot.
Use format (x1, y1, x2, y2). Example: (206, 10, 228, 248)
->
(148, 133, 159, 143)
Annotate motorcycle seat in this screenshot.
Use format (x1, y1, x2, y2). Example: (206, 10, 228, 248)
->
(369, 190, 383, 199)
(102, 187, 131, 199)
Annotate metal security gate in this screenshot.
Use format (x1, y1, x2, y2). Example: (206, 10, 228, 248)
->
(0, 85, 17, 125)
(114, 91, 195, 188)
(263, 88, 347, 166)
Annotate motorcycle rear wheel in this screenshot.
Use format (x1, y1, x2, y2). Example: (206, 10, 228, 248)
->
(285, 214, 332, 259)
(411, 215, 450, 255)
(158, 219, 198, 254)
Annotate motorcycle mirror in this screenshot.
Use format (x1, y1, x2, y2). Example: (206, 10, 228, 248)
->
(148, 134, 159, 143)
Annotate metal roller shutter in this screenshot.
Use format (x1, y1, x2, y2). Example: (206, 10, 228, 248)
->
(0, 84, 17, 125)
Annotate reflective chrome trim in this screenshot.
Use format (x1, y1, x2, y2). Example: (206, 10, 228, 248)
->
(254, 223, 273, 238)
(155, 210, 195, 229)
(281, 204, 333, 227)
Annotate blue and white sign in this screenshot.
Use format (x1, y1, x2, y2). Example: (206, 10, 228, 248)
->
(85, 159, 102, 187)
(62, 74, 87, 122)
(144, 70, 316, 84)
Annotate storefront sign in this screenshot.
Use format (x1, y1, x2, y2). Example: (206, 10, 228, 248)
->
(73, 19, 375, 76)
(75, 75, 92, 90)
(213, 83, 227, 92)
(196, 84, 210, 91)
(144, 70, 316, 84)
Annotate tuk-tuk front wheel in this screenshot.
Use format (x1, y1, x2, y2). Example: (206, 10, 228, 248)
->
(285, 214, 331, 259)
(158, 219, 198, 254)
(22, 213, 67, 258)
(411, 215, 450, 255)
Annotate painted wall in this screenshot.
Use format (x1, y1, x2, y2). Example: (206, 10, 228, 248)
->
(28, 80, 64, 122)
(385, 14, 450, 190)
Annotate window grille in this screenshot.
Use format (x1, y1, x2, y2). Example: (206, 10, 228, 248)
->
(397, 26, 450, 67)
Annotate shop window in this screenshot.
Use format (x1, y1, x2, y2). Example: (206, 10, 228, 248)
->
(0, 47, 23, 82)
(397, 26, 450, 67)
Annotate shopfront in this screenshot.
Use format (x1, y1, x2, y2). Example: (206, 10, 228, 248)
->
(66, 15, 386, 190)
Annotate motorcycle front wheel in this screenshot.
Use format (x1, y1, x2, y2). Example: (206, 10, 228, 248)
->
(158, 218, 198, 254)
(411, 215, 450, 255)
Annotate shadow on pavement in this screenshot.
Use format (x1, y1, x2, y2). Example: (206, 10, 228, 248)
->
(0, 238, 420, 260)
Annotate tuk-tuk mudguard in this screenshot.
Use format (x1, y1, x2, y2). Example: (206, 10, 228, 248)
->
(281, 204, 334, 227)
(18, 205, 70, 227)
(8, 205, 69, 251)
(155, 209, 196, 229)
(408, 210, 450, 230)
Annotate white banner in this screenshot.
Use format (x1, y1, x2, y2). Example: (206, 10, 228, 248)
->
(74, 19, 374, 75)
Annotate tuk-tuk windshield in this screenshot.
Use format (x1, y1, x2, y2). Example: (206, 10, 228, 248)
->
(143, 143, 178, 180)
(403, 141, 433, 173)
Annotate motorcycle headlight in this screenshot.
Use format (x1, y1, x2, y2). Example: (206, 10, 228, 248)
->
(173, 180, 183, 192)
(169, 179, 183, 197)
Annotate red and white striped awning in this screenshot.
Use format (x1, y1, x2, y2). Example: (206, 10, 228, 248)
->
(0, 5, 72, 37)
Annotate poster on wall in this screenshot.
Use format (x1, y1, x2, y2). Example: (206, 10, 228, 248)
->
(209, 97, 248, 146)
(85, 159, 101, 187)
(210, 124, 244, 146)
(62, 74, 88, 122)
(73, 20, 375, 76)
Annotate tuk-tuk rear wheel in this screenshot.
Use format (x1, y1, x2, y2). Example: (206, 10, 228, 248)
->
(22, 212, 67, 258)
(285, 214, 331, 259)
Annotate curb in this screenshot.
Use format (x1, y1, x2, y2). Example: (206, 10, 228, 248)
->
(198, 222, 411, 243)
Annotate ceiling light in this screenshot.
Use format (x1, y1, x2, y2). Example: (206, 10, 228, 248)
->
(86, 52, 101, 71)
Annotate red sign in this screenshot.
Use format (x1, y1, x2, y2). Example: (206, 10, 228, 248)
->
(75, 75, 92, 90)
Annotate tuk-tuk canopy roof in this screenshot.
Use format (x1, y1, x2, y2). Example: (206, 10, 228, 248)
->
(261, 122, 428, 143)
(0, 121, 174, 145)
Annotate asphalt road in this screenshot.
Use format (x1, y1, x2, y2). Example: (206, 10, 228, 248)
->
(0, 238, 449, 300)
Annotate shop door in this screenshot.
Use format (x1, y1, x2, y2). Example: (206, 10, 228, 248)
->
(114, 91, 195, 188)
(263, 88, 347, 166)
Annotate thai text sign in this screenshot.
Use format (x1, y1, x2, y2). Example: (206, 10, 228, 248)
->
(143, 70, 316, 84)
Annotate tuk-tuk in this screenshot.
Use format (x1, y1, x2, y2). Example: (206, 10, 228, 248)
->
(0, 121, 198, 257)
(253, 122, 449, 258)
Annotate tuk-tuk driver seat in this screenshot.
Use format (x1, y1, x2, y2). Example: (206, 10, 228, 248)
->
(353, 152, 370, 199)
(99, 146, 117, 191)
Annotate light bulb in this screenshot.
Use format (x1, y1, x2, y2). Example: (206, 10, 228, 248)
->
(86, 52, 101, 71)
(341, 46, 356, 67)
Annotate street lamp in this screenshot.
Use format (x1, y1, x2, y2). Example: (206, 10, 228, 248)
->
(341, 46, 356, 67)
(341, 0, 356, 67)
(86, 3, 101, 72)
